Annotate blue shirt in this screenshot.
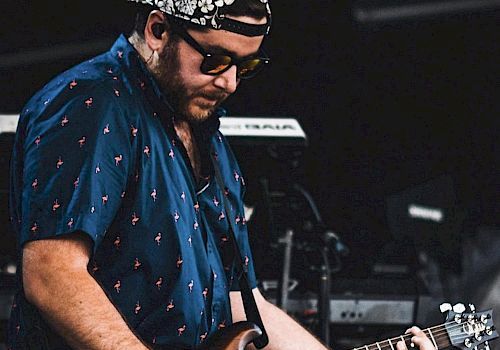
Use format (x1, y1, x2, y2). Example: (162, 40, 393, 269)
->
(8, 35, 257, 349)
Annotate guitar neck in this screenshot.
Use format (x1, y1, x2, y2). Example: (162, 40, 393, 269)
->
(353, 325, 451, 350)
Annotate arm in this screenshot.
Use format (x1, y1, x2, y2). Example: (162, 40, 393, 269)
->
(230, 288, 328, 350)
(231, 290, 438, 350)
(23, 232, 149, 350)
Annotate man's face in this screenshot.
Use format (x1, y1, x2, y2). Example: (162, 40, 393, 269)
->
(153, 16, 266, 123)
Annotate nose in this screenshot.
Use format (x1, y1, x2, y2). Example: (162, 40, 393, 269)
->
(213, 65, 239, 94)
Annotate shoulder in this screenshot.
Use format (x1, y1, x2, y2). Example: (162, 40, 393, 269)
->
(18, 56, 137, 139)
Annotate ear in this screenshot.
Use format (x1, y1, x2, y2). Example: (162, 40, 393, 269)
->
(144, 10, 170, 52)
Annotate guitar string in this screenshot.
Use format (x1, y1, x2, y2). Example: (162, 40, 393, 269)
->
(433, 323, 493, 340)
(427, 319, 491, 334)
(359, 322, 493, 350)
(362, 333, 484, 350)
(413, 326, 487, 342)
(376, 322, 475, 341)
(411, 319, 488, 334)
(411, 321, 492, 338)
(363, 331, 487, 350)
(355, 314, 495, 349)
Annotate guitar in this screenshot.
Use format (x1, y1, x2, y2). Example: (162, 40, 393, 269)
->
(349, 305, 498, 350)
(156, 304, 497, 350)
(153, 321, 262, 350)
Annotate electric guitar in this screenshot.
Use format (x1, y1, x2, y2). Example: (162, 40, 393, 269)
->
(156, 304, 497, 350)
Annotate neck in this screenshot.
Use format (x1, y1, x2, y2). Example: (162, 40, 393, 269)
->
(128, 33, 155, 69)
(352, 324, 451, 350)
(174, 120, 202, 181)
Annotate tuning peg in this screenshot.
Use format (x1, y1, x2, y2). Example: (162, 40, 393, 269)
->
(469, 304, 476, 313)
(480, 314, 492, 323)
(484, 341, 490, 350)
(440, 303, 453, 313)
(465, 338, 473, 348)
(453, 303, 466, 313)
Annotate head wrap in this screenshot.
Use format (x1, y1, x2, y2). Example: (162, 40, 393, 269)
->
(128, 0, 271, 36)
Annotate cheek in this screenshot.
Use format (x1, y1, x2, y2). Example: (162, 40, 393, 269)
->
(179, 63, 215, 93)
(177, 45, 215, 92)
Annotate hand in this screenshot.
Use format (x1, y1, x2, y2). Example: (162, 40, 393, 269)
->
(396, 326, 436, 350)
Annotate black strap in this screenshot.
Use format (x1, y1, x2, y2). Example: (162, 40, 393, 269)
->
(219, 17, 270, 37)
(210, 151, 269, 349)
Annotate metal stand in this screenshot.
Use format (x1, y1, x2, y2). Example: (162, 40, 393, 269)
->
(259, 178, 347, 347)
(292, 184, 347, 346)
(318, 247, 331, 346)
(317, 233, 343, 346)
(277, 229, 294, 311)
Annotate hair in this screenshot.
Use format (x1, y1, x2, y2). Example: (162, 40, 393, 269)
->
(129, 4, 155, 39)
(129, 0, 268, 39)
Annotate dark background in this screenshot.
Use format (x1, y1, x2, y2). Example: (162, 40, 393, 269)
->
(0, 0, 499, 278)
(1, 0, 499, 348)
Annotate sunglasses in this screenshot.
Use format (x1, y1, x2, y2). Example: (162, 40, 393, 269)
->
(170, 22, 270, 80)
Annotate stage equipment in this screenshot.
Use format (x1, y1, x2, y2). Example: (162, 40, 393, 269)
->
(386, 175, 459, 239)
(0, 273, 15, 347)
(353, 0, 500, 23)
(219, 116, 307, 146)
(0, 115, 17, 260)
(264, 277, 419, 325)
(385, 175, 465, 276)
(261, 273, 436, 350)
(220, 116, 353, 345)
(0, 115, 18, 347)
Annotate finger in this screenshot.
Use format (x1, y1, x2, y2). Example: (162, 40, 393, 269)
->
(397, 341, 408, 350)
(411, 335, 434, 348)
(407, 326, 426, 337)
(407, 327, 436, 350)
(413, 338, 435, 350)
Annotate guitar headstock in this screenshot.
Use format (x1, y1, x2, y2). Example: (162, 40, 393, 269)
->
(441, 303, 498, 350)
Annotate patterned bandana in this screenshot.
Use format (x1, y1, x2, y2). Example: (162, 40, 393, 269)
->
(128, 0, 272, 36)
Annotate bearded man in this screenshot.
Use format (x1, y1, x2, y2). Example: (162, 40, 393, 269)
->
(7, 1, 437, 349)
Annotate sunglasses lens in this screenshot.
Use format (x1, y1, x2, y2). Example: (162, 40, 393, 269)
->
(201, 55, 232, 75)
(237, 58, 265, 79)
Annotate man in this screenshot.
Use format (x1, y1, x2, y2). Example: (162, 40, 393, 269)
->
(7, 0, 436, 349)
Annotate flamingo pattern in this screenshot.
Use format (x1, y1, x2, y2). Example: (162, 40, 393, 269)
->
(8, 35, 256, 350)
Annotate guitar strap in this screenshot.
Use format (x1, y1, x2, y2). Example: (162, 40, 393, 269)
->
(210, 151, 269, 349)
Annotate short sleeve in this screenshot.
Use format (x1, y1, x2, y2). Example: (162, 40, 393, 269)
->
(16, 85, 134, 251)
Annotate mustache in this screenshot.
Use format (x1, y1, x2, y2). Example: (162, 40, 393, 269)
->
(196, 91, 229, 101)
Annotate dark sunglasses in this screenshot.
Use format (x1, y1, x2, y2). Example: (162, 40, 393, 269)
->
(170, 22, 270, 80)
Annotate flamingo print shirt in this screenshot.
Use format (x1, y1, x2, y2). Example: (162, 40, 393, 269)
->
(8, 35, 257, 349)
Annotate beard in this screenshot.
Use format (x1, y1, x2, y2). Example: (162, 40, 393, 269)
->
(152, 37, 228, 124)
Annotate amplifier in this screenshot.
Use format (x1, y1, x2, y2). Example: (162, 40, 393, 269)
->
(332, 297, 415, 324)
(264, 277, 419, 326)
(268, 295, 415, 325)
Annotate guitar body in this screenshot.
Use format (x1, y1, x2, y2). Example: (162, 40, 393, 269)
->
(153, 321, 262, 350)
(199, 321, 262, 350)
